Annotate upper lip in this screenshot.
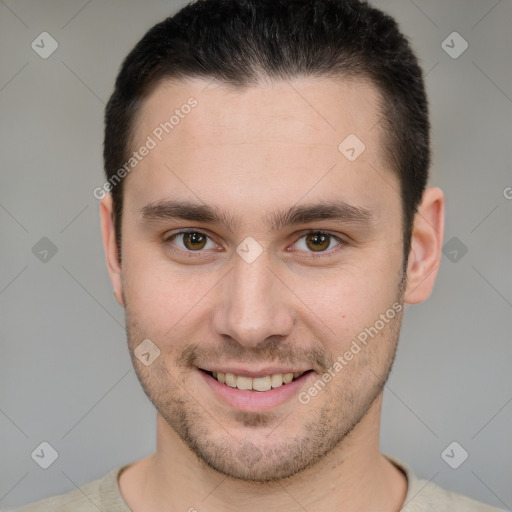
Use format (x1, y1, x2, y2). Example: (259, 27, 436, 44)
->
(199, 367, 312, 378)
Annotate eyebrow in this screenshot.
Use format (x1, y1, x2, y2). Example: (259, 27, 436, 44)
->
(140, 199, 374, 232)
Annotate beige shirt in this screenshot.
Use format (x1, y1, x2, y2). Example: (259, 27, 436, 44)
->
(15, 455, 506, 511)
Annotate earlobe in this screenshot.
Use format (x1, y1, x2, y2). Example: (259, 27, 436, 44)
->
(100, 194, 125, 308)
(404, 187, 445, 305)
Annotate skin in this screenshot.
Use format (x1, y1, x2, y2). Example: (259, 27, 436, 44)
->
(100, 76, 444, 511)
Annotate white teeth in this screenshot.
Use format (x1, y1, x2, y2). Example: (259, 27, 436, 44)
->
(282, 372, 293, 384)
(225, 373, 237, 388)
(236, 375, 252, 390)
(252, 376, 272, 392)
(271, 374, 283, 388)
(212, 371, 304, 391)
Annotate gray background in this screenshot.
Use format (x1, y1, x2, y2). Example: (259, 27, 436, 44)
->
(1, 0, 511, 510)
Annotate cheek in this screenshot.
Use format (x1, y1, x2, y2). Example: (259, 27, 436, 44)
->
(121, 252, 214, 337)
(290, 256, 402, 343)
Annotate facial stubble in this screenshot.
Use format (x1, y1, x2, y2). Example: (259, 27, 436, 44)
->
(123, 268, 407, 483)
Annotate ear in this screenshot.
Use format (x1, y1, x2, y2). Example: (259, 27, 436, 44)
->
(100, 194, 125, 308)
(404, 187, 445, 304)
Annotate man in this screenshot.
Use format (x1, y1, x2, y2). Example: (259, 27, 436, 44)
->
(17, 0, 504, 510)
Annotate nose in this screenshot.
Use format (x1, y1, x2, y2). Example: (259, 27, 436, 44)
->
(211, 251, 294, 349)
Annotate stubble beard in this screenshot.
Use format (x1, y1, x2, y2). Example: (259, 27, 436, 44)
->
(123, 270, 406, 482)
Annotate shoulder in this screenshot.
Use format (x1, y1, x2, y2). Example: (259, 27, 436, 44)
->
(14, 465, 132, 512)
(402, 479, 507, 512)
(384, 454, 508, 512)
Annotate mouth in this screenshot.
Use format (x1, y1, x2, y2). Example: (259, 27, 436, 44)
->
(198, 367, 317, 412)
(199, 369, 313, 392)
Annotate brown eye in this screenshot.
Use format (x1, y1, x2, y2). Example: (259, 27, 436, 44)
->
(305, 232, 331, 251)
(293, 231, 343, 255)
(167, 231, 216, 252)
(182, 232, 207, 250)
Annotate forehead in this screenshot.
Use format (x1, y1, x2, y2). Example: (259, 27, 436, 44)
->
(135, 76, 384, 149)
(125, 76, 397, 226)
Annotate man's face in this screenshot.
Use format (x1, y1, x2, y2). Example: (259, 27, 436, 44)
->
(117, 77, 407, 481)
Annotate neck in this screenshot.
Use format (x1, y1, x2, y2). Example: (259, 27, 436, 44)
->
(120, 395, 407, 512)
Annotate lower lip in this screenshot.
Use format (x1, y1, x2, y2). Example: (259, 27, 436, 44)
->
(199, 370, 315, 413)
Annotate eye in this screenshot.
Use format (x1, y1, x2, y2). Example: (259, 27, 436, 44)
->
(293, 231, 343, 254)
(164, 229, 345, 258)
(166, 230, 218, 252)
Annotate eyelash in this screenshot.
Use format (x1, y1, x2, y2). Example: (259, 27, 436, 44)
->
(163, 229, 346, 258)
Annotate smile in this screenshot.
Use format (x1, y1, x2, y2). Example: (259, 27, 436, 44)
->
(201, 370, 310, 391)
